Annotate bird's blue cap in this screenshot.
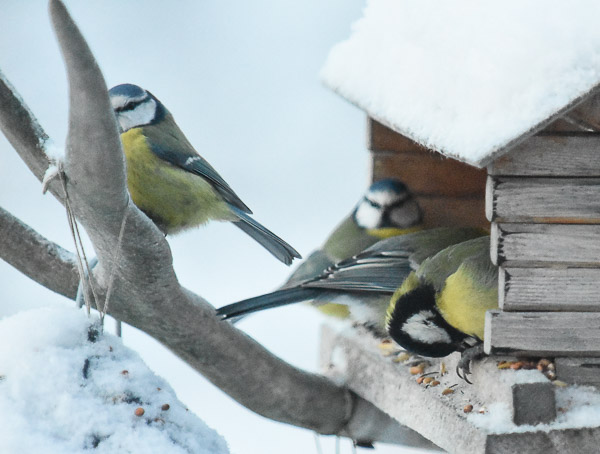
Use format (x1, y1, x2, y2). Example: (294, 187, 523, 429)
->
(108, 83, 147, 99)
(368, 178, 409, 194)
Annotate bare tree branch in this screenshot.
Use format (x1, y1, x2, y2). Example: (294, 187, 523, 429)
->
(0, 0, 438, 449)
(0, 206, 78, 299)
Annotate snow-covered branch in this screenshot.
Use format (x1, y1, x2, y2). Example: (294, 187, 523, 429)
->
(0, 0, 434, 448)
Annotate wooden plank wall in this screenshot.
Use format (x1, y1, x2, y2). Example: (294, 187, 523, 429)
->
(368, 118, 488, 229)
(486, 126, 600, 383)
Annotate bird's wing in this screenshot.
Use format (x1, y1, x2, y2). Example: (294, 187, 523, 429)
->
(144, 116, 252, 213)
(302, 255, 413, 293)
(302, 228, 488, 294)
(418, 236, 492, 292)
(454, 238, 497, 292)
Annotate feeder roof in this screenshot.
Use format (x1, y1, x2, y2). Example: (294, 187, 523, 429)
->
(321, 0, 600, 167)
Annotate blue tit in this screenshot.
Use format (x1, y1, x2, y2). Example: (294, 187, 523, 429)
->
(108, 83, 301, 265)
(217, 228, 487, 336)
(385, 235, 497, 377)
(283, 178, 423, 318)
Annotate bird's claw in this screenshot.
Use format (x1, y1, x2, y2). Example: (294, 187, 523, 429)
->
(455, 362, 473, 384)
(456, 343, 485, 384)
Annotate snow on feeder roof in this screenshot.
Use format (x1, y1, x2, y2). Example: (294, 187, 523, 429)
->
(321, 0, 600, 167)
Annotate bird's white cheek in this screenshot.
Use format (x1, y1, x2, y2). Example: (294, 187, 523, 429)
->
(402, 312, 452, 344)
(117, 98, 157, 132)
(354, 202, 381, 229)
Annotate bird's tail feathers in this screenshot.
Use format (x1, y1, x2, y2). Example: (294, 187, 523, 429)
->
(231, 206, 301, 265)
(216, 287, 321, 320)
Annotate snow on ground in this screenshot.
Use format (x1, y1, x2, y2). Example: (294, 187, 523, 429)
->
(469, 377, 600, 435)
(321, 0, 600, 166)
(0, 306, 229, 454)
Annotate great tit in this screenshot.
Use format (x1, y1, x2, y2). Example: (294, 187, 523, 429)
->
(283, 178, 423, 318)
(217, 228, 486, 336)
(386, 235, 497, 377)
(108, 83, 301, 265)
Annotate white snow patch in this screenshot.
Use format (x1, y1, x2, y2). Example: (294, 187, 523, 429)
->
(469, 383, 600, 434)
(321, 0, 600, 165)
(44, 140, 65, 162)
(509, 369, 548, 385)
(0, 306, 229, 454)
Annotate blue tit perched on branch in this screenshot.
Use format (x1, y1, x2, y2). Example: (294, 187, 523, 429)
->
(217, 228, 487, 336)
(386, 235, 497, 378)
(282, 178, 423, 318)
(108, 83, 301, 265)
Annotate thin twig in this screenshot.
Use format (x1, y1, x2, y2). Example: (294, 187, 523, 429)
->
(58, 165, 95, 315)
(101, 202, 130, 322)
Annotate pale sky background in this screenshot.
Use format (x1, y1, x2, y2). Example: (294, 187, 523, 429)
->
(0, 2, 433, 453)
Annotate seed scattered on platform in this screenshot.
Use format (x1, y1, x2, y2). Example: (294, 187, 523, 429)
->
(409, 365, 424, 375)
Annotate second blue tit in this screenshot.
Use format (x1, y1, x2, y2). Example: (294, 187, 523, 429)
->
(283, 178, 423, 318)
(108, 83, 301, 265)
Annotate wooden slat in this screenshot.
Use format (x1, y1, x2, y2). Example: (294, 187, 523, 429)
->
(488, 135, 600, 176)
(499, 267, 600, 311)
(486, 176, 600, 223)
(372, 150, 486, 197)
(491, 223, 600, 266)
(555, 357, 600, 386)
(485, 310, 600, 356)
(511, 383, 556, 426)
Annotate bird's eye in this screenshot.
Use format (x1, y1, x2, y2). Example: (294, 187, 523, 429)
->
(365, 197, 381, 209)
(115, 100, 141, 113)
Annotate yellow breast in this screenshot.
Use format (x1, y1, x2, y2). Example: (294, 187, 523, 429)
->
(121, 128, 234, 233)
(435, 267, 498, 339)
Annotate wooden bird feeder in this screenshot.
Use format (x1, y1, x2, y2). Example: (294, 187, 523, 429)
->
(318, 3, 600, 452)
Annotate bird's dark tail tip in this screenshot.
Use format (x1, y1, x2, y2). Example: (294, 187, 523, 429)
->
(230, 206, 301, 265)
(216, 287, 319, 320)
